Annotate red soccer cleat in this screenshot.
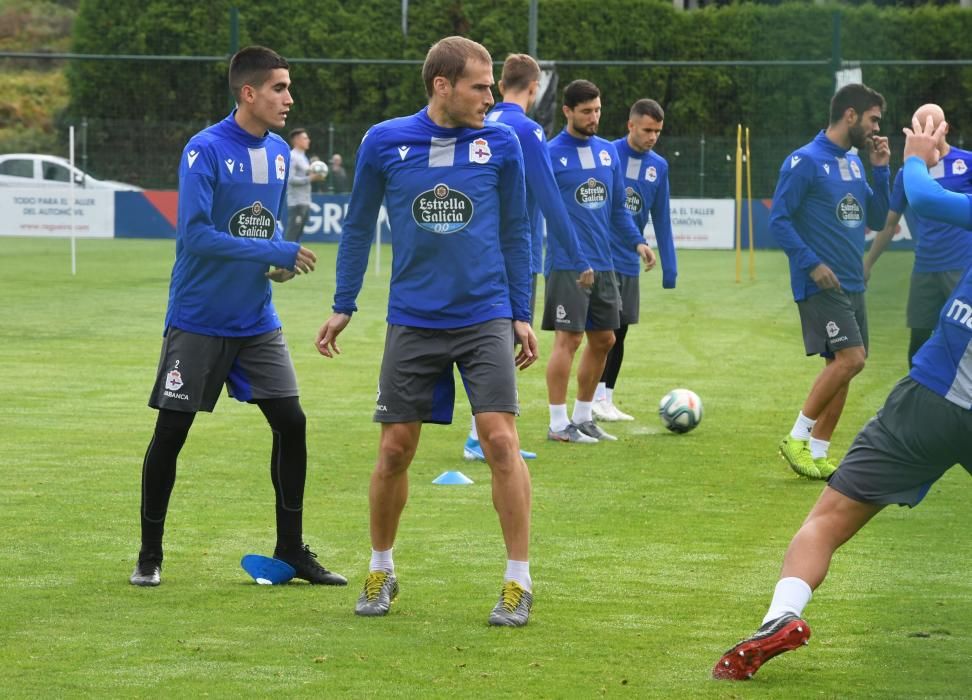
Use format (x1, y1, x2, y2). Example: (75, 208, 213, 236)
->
(712, 613, 811, 680)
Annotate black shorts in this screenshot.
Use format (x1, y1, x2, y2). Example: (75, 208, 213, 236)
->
(907, 269, 963, 330)
(149, 328, 298, 413)
(797, 289, 868, 358)
(374, 318, 518, 424)
(541, 270, 621, 332)
(828, 377, 972, 507)
(616, 272, 640, 325)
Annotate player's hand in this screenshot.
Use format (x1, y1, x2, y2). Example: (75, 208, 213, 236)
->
(576, 268, 594, 289)
(266, 267, 296, 283)
(512, 320, 538, 370)
(866, 135, 890, 167)
(903, 114, 945, 168)
(637, 243, 657, 271)
(293, 246, 317, 274)
(810, 263, 840, 290)
(863, 257, 874, 283)
(316, 312, 351, 358)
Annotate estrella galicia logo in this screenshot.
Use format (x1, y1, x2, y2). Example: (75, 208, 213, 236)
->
(624, 186, 643, 214)
(835, 193, 863, 228)
(575, 177, 608, 209)
(411, 183, 474, 234)
(229, 201, 275, 239)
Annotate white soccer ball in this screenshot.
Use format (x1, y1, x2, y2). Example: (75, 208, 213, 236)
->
(658, 388, 703, 434)
(310, 160, 329, 177)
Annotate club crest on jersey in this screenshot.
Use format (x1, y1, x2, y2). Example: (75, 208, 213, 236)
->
(954, 159, 968, 176)
(469, 138, 491, 164)
(165, 368, 184, 391)
(229, 201, 275, 239)
(575, 177, 608, 209)
(646, 166, 657, 182)
(624, 186, 643, 213)
(599, 149, 612, 167)
(275, 154, 286, 180)
(849, 160, 862, 179)
(835, 193, 863, 228)
(412, 183, 474, 234)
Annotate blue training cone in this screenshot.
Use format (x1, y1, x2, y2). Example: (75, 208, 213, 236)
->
(432, 470, 474, 485)
(241, 554, 296, 585)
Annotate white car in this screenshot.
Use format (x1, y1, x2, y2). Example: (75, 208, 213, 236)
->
(0, 153, 141, 190)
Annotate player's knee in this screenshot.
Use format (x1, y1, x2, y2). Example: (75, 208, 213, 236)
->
(155, 409, 195, 443)
(480, 429, 519, 464)
(259, 397, 306, 437)
(554, 331, 584, 354)
(836, 348, 866, 377)
(377, 435, 416, 473)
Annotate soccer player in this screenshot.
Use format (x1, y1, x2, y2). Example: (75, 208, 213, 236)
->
(712, 114, 972, 681)
(593, 98, 677, 422)
(544, 80, 655, 443)
(129, 46, 346, 588)
(457, 53, 594, 462)
(285, 128, 323, 242)
(864, 103, 972, 367)
(315, 37, 538, 627)
(774, 83, 891, 479)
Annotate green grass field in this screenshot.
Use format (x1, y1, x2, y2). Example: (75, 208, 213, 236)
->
(1, 238, 969, 698)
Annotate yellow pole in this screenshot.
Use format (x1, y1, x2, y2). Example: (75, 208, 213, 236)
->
(735, 124, 742, 283)
(746, 127, 755, 280)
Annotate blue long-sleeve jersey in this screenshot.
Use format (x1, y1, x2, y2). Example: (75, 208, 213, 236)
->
(333, 108, 532, 328)
(889, 147, 972, 274)
(902, 156, 972, 410)
(486, 103, 590, 275)
(612, 137, 677, 287)
(166, 112, 300, 336)
(770, 130, 890, 301)
(547, 131, 643, 274)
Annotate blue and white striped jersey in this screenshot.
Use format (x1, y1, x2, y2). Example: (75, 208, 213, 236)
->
(333, 108, 532, 328)
(167, 112, 299, 337)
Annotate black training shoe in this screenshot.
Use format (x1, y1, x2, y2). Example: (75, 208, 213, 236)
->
(273, 544, 347, 586)
(129, 552, 162, 587)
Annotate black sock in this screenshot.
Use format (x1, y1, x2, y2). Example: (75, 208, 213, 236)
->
(257, 397, 307, 551)
(600, 324, 629, 389)
(139, 409, 195, 556)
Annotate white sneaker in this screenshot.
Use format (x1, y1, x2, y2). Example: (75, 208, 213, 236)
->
(592, 399, 620, 422)
(611, 404, 635, 421)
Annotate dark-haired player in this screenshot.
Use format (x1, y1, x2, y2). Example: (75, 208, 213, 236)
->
(129, 46, 346, 588)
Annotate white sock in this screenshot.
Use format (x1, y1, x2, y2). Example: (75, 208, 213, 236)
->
(790, 412, 816, 441)
(369, 548, 394, 574)
(605, 387, 615, 404)
(549, 404, 569, 432)
(504, 559, 532, 592)
(809, 438, 830, 459)
(572, 399, 593, 424)
(594, 382, 607, 402)
(762, 576, 812, 625)
(469, 416, 478, 442)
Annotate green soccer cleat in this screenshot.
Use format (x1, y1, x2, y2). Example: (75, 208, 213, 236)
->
(355, 571, 399, 617)
(814, 456, 838, 479)
(778, 436, 822, 479)
(488, 580, 533, 627)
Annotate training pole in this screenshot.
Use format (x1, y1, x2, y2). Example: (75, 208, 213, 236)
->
(746, 126, 755, 281)
(70, 125, 76, 276)
(734, 124, 742, 283)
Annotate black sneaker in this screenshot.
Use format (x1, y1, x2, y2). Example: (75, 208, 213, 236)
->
(129, 552, 162, 587)
(273, 544, 347, 586)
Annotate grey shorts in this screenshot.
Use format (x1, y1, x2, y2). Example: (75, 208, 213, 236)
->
(907, 269, 964, 330)
(530, 273, 539, 325)
(797, 289, 868, 358)
(829, 377, 972, 507)
(149, 327, 298, 413)
(616, 272, 640, 325)
(375, 318, 518, 424)
(285, 204, 310, 242)
(542, 269, 621, 332)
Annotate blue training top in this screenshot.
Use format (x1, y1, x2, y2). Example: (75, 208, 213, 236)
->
(612, 137, 677, 286)
(889, 146, 972, 274)
(332, 108, 532, 328)
(166, 112, 300, 336)
(547, 130, 643, 274)
(903, 156, 972, 410)
(770, 130, 890, 301)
